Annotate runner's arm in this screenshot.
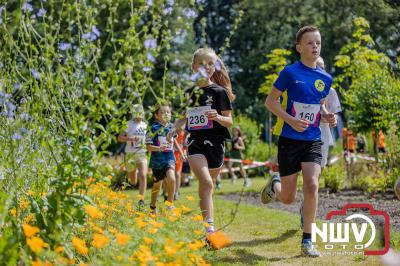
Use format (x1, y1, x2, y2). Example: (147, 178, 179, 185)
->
(118, 132, 134, 142)
(265, 87, 308, 132)
(235, 137, 245, 150)
(206, 110, 233, 128)
(146, 144, 164, 152)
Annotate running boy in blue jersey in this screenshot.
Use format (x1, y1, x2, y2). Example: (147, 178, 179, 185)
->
(262, 25, 336, 257)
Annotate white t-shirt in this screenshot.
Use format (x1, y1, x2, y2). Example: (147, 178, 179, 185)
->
(320, 88, 341, 146)
(124, 120, 147, 153)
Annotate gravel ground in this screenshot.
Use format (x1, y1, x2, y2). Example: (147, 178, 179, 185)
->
(222, 188, 400, 231)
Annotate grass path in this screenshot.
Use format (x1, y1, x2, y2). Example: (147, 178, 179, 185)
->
(127, 177, 398, 265)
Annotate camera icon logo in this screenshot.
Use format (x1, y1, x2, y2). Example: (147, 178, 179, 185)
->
(312, 203, 390, 255)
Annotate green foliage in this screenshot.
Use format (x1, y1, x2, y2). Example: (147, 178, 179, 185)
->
(323, 164, 346, 193)
(231, 114, 274, 162)
(0, 0, 196, 263)
(259, 48, 292, 95)
(333, 17, 400, 132)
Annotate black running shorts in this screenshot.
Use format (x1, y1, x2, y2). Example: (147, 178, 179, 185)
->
(187, 136, 225, 169)
(278, 136, 322, 176)
(152, 166, 174, 183)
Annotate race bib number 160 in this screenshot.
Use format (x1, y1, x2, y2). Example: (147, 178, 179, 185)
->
(187, 106, 214, 130)
(293, 101, 320, 125)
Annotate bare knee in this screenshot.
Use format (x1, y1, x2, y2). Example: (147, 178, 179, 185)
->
(304, 180, 319, 195)
(199, 179, 213, 192)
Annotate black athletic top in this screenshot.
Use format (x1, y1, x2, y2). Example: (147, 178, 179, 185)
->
(185, 84, 232, 140)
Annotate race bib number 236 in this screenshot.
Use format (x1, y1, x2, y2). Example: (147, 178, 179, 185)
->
(187, 106, 213, 130)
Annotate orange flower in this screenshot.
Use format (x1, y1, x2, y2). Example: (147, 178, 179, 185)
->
(148, 219, 164, 228)
(148, 227, 158, 234)
(187, 240, 205, 250)
(85, 205, 104, 219)
(164, 245, 178, 256)
(55, 246, 64, 254)
(92, 233, 110, 249)
(192, 215, 203, 221)
(107, 175, 113, 180)
(31, 258, 53, 266)
(27, 236, 49, 253)
(115, 233, 131, 246)
(22, 224, 40, 238)
(143, 237, 154, 245)
(206, 231, 231, 249)
(71, 237, 88, 255)
(78, 263, 88, 266)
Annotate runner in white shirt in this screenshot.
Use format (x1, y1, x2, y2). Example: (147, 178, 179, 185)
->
(316, 57, 341, 167)
(118, 104, 148, 208)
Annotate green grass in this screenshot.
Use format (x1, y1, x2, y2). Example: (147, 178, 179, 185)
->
(125, 176, 399, 266)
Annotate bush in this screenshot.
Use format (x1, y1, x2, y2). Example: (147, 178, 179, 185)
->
(323, 163, 346, 193)
(231, 114, 276, 162)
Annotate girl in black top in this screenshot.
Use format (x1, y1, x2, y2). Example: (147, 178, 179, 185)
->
(172, 48, 234, 236)
(228, 126, 250, 187)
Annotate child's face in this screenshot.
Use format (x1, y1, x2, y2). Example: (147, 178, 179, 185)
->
(192, 52, 218, 79)
(155, 105, 171, 124)
(296, 31, 321, 61)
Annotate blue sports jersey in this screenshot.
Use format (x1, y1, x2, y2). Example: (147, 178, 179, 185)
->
(273, 61, 332, 141)
(145, 121, 175, 169)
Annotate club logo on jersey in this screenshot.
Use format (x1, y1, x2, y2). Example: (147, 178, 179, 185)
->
(205, 96, 213, 105)
(315, 79, 325, 92)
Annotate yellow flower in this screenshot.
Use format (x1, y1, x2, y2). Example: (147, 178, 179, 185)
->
(31, 258, 53, 266)
(148, 227, 158, 234)
(91, 233, 110, 249)
(71, 237, 88, 255)
(92, 225, 104, 234)
(134, 217, 147, 228)
(9, 208, 17, 217)
(203, 222, 210, 228)
(185, 195, 195, 201)
(187, 240, 205, 250)
(115, 233, 131, 246)
(143, 237, 154, 245)
(148, 219, 164, 228)
(192, 215, 203, 221)
(168, 216, 178, 222)
(180, 205, 191, 213)
(136, 194, 144, 201)
(55, 246, 64, 254)
(85, 205, 104, 219)
(27, 236, 49, 253)
(164, 200, 173, 207)
(194, 230, 203, 236)
(164, 245, 178, 256)
(78, 263, 88, 266)
(22, 224, 40, 238)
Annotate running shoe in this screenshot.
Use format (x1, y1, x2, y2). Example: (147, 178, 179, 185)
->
(137, 199, 145, 211)
(301, 239, 321, 257)
(260, 174, 280, 204)
(243, 178, 252, 187)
